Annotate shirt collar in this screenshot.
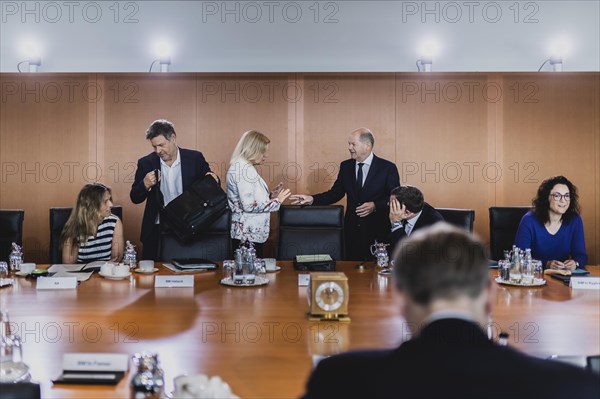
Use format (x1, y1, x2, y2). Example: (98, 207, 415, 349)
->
(424, 310, 477, 326)
(406, 209, 423, 227)
(160, 148, 181, 169)
(358, 152, 374, 166)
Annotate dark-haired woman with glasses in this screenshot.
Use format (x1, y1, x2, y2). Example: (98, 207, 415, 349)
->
(515, 176, 587, 270)
(61, 183, 124, 263)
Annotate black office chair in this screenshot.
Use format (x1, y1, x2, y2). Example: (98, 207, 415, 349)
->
(49, 206, 123, 264)
(0, 209, 25, 262)
(0, 382, 41, 399)
(159, 210, 232, 262)
(277, 205, 345, 261)
(436, 208, 475, 232)
(489, 206, 531, 260)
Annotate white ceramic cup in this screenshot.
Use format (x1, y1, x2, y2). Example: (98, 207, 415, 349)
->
(100, 263, 114, 276)
(19, 263, 36, 274)
(139, 260, 154, 272)
(173, 374, 209, 399)
(113, 264, 129, 276)
(263, 258, 277, 271)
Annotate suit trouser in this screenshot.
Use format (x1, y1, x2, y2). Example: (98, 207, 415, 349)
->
(142, 224, 160, 261)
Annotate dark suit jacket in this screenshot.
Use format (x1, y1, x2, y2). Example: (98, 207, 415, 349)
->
(312, 155, 399, 260)
(390, 202, 443, 254)
(130, 148, 211, 243)
(302, 319, 599, 399)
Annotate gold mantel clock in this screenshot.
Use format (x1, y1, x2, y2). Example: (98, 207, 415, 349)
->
(308, 272, 350, 322)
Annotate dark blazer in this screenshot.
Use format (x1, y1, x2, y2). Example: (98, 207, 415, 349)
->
(130, 148, 211, 243)
(312, 155, 399, 260)
(390, 202, 443, 254)
(302, 319, 600, 399)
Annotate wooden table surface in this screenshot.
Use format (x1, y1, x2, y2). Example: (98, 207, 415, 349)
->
(1, 263, 599, 399)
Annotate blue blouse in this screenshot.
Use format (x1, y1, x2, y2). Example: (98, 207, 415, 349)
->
(514, 211, 587, 268)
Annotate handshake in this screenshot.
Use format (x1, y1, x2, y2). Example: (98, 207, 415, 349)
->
(269, 181, 314, 205)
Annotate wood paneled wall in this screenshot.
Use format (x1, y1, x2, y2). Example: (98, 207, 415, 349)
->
(1, 73, 598, 264)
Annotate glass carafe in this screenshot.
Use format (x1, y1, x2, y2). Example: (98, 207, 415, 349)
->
(370, 241, 391, 275)
(0, 311, 30, 383)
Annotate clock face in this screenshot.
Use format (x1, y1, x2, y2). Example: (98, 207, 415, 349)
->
(315, 281, 345, 312)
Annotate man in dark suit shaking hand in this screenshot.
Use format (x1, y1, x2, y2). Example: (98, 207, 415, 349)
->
(302, 224, 600, 399)
(291, 128, 400, 260)
(389, 185, 444, 254)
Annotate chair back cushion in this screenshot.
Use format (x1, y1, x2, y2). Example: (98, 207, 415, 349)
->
(277, 206, 344, 260)
(0, 209, 25, 262)
(489, 206, 531, 260)
(436, 208, 475, 232)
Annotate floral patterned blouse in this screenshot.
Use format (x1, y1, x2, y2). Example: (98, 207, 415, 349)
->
(226, 159, 281, 243)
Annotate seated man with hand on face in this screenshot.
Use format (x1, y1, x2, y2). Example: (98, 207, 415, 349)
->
(302, 224, 599, 399)
(388, 185, 443, 254)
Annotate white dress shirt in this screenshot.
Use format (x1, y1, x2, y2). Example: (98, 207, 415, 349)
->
(160, 148, 183, 205)
(355, 152, 373, 186)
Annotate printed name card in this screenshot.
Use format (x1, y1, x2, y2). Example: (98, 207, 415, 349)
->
(36, 276, 77, 290)
(570, 276, 600, 290)
(155, 275, 194, 288)
(298, 274, 310, 286)
(63, 353, 129, 372)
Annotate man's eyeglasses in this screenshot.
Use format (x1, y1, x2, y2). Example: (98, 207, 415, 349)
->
(550, 192, 570, 201)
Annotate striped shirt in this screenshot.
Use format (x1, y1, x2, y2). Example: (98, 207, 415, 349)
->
(77, 214, 118, 263)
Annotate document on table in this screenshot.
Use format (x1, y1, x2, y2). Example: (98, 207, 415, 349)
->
(48, 264, 94, 282)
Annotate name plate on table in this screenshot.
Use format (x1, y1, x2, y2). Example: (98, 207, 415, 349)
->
(155, 275, 194, 288)
(53, 353, 129, 385)
(570, 276, 600, 290)
(36, 276, 77, 290)
(298, 274, 310, 286)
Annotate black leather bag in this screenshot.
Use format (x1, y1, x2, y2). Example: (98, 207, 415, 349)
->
(160, 175, 228, 242)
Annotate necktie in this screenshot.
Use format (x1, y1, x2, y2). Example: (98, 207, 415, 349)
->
(356, 163, 364, 197)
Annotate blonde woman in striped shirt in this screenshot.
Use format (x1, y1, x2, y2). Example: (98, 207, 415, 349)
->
(61, 183, 124, 263)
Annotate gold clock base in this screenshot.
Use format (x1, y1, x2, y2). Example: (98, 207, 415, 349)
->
(308, 313, 351, 322)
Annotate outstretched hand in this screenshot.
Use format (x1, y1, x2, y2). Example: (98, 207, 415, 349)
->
(290, 194, 314, 205)
(276, 188, 291, 203)
(270, 181, 284, 199)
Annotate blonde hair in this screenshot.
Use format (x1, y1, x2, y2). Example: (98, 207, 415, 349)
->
(230, 130, 270, 165)
(60, 183, 112, 250)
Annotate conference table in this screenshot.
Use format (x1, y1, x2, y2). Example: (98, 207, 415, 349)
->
(1, 262, 599, 398)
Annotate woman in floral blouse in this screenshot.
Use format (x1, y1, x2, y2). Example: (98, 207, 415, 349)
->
(226, 130, 291, 256)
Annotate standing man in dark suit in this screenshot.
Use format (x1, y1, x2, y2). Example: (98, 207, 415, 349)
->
(130, 119, 215, 260)
(388, 185, 444, 254)
(302, 224, 599, 399)
(290, 128, 400, 260)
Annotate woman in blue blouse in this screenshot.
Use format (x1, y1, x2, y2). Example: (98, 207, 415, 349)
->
(515, 176, 587, 270)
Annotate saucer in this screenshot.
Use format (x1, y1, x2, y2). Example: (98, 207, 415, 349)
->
(266, 266, 281, 273)
(99, 271, 131, 280)
(134, 267, 158, 274)
(15, 271, 31, 277)
(495, 276, 546, 287)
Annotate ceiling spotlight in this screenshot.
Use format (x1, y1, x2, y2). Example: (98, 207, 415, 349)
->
(17, 41, 42, 72)
(416, 39, 438, 72)
(150, 40, 172, 72)
(539, 38, 569, 72)
(416, 57, 432, 72)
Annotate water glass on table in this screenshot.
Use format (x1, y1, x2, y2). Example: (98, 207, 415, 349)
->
(532, 260, 543, 280)
(0, 262, 8, 279)
(222, 260, 234, 280)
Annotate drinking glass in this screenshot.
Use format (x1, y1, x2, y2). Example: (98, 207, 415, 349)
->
(521, 262, 534, 285)
(0, 262, 8, 280)
(222, 260, 234, 281)
(532, 260, 543, 281)
(255, 259, 266, 279)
